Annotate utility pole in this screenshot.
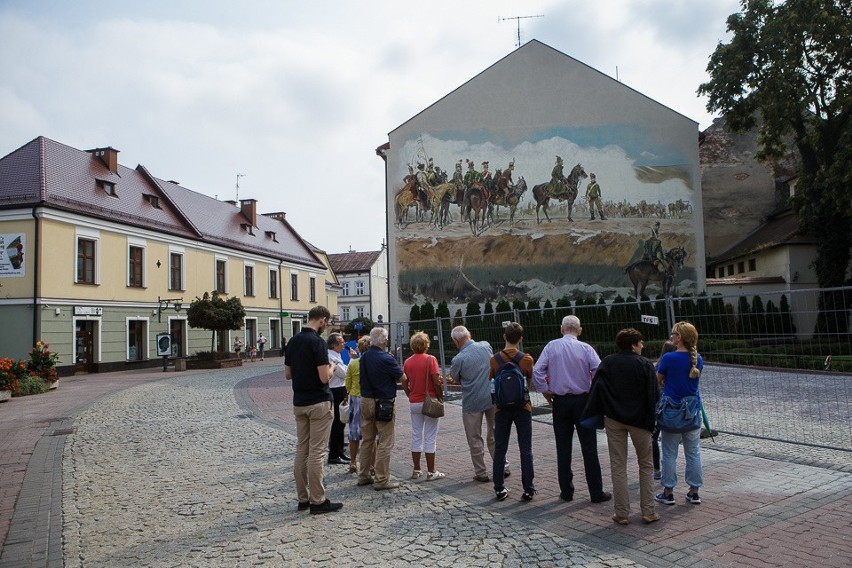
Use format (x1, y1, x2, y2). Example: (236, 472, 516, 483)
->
(498, 14, 544, 48)
(235, 173, 246, 202)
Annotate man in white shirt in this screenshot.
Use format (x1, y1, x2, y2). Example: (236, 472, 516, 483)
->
(327, 333, 350, 464)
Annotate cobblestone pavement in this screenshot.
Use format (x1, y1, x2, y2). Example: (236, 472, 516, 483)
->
(1, 359, 850, 567)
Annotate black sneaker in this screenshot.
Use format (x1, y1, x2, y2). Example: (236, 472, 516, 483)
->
(495, 488, 509, 501)
(309, 499, 343, 514)
(655, 491, 675, 505)
(686, 491, 702, 505)
(297, 501, 310, 511)
(522, 490, 535, 502)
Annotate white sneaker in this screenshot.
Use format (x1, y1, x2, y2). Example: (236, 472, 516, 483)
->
(426, 471, 446, 481)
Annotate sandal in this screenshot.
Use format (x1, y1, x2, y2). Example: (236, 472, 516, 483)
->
(348, 465, 357, 474)
(426, 471, 446, 481)
(410, 469, 422, 479)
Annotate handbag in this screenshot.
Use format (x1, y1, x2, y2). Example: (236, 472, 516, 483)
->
(375, 398, 395, 421)
(420, 355, 445, 418)
(338, 399, 350, 425)
(422, 394, 444, 418)
(656, 395, 701, 433)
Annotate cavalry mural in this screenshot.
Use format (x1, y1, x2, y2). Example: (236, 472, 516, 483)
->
(390, 133, 700, 308)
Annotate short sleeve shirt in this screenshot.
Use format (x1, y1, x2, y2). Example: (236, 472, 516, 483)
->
(449, 340, 493, 413)
(656, 351, 703, 403)
(285, 328, 331, 406)
(403, 353, 441, 403)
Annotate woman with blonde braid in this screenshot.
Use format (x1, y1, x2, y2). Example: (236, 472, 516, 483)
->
(655, 321, 705, 506)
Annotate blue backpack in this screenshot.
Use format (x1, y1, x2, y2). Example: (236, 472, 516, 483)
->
(492, 351, 529, 409)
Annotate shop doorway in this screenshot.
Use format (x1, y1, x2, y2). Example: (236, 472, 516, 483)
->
(75, 320, 96, 373)
(169, 319, 186, 357)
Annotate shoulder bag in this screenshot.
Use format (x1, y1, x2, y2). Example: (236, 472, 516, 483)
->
(421, 356, 445, 418)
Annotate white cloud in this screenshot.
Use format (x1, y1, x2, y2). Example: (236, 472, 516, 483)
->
(0, 0, 740, 253)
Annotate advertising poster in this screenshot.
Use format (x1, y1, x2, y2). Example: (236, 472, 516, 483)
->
(0, 233, 26, 277)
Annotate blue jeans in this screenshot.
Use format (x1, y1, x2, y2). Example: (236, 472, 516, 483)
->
(493, 407, 535, 494)
(660, 428, 704, 491)
(551, 394, 604, 500)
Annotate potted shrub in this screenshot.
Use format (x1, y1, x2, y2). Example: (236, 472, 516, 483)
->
(0, 357, 23, 401)
(27, 341, 60, 390)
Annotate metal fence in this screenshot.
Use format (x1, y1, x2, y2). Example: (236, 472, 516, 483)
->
(392, 286, 852, 452)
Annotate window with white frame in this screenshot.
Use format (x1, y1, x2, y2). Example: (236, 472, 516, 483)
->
(169, 251, 184, 291)
(76, 228, 100, 284)
(355, 280, 364, 295)
(356, 306, 364, 318)
(290, 272, 299, 301)
(127, 239, 148, 288)
(269, 268, 279, 299)
(127, 319, 147, 361)
(342, 306, 350, 321)
(244, 262, 255, 296)
(342, 281, 350, 296)
(215, 257, 228, 294)
(309, 276, 316, 302)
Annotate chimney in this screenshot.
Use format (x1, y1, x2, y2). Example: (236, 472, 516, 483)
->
(240, 199, 257, 226)
(262, 211, 287, 222)
(86, 147, 120, 174)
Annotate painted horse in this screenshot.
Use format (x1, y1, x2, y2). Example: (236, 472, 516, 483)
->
(531, 163, 588, 223)
(626, 246, 688, 298)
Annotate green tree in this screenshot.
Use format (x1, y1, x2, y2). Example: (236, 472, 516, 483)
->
(344, 317, 374, 340)
(699, 0, 852, 333)
(409, 303, 421, 323)
(187, 292, 246, 352)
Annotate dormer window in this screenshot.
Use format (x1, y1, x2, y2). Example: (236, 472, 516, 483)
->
(143, 194, 161, 209)
(265, 230, 278, 242)
(98, 180, 117, 197)
(240, 223, 255, 235)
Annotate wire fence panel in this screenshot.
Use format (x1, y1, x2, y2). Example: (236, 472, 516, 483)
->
(392, 285, 852, 451)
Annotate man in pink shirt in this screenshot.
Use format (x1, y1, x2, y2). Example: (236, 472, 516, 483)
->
(533, 315, 611, 504)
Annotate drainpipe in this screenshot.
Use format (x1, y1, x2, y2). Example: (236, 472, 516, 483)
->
(278, 259, 284, 356)
(31, 206, 40, 346)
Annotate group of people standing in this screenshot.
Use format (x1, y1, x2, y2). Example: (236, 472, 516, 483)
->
(286, 304, 705, 525)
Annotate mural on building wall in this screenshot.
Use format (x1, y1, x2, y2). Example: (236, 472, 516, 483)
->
(390, 130, 699, 306)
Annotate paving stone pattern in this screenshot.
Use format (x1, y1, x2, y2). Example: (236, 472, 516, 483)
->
(0, 360, 850, 567)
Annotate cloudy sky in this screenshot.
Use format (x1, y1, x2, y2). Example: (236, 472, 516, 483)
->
(0, 0, 741, 254)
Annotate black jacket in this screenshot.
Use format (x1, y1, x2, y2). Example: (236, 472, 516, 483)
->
(582, 350, 659, 432)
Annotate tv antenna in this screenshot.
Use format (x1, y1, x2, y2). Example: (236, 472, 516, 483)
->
(498, 14, 544, 48)
(235, 173, 246, 202)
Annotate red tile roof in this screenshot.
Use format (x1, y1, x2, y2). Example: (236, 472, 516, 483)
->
(327, 250, 383, 274)
(0, 136, 325, 269)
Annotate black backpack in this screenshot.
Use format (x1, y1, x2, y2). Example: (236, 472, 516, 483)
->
(492, 351, 529, 409)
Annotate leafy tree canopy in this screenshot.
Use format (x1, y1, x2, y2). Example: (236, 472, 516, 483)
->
(699, 0, 852, 295)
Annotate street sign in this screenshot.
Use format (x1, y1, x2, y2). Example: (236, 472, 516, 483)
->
(156, 333, 173, 356)
(279, 311, 289, 318)
(354, 323, 363, 330)
(641, 315, 659, 325)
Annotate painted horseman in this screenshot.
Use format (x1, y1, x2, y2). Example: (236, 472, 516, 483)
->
(496, 160, 515, 200)
(548, 155, 564, 198)
(643, 221, 668, 272)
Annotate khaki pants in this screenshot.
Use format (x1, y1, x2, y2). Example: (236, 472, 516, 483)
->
(294, 401, 334, 505)
(605, 417, 655, 518)
(462, 406, 497, 478)
(359, 397, 396, 486)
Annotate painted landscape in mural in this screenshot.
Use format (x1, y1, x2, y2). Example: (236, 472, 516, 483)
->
(392, 131, 699, 306)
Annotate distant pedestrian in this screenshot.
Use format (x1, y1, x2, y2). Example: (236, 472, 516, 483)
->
(532, 315, 611, 504)
(358, 326, 405, 490)
(344, 336, 372, 475)
(447, 326, 508, 483)
(257, 333, 267, 360)
(583, 328, 660, 525)
(402, 332, 446, 481)
(284, 305, 342, 514)
(655, 321, 705, 507)
(233, 336, 243, 358)
(490, 322, 535, 502)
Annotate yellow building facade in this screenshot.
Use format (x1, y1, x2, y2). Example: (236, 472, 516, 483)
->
(0, 137, 337, 374)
